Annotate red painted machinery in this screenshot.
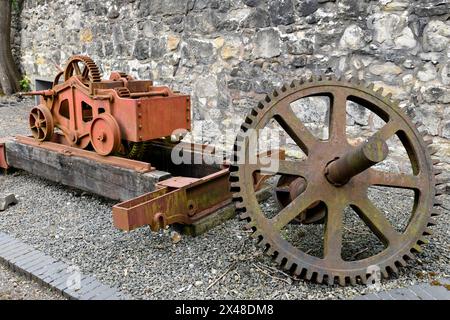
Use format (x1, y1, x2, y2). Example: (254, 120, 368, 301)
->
(25, 55, 191, 155)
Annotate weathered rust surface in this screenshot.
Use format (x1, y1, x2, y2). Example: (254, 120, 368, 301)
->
(113, 150, 285, 233)
(113, 168, 231, 232)
(5, 137, 168, 201)
(324, 137, 389, 186)
(16, 135, 154, 173)
(230, 76, 439, 286)
(23, 55, 191, 156)
(0, 137, 12, 171)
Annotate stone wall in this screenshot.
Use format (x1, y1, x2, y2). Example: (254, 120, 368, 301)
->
(10, 0, 450, 167)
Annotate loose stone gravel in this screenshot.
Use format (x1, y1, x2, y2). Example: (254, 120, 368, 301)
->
(0, 98, 448, 299)
(0, 263, 64, 300)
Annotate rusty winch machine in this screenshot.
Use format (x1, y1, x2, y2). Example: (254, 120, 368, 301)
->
(0, 55, 443, 286)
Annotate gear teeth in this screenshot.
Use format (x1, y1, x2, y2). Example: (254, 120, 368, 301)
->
(325, 274, 334, 286)
(245, 221, 256, 230)
(338, 276, 346, 286)
(235, 201, 246, 209)
(230, 181, 240, 189)
(315, 272, 324, 284)
(434, 199, 443, 207)
(420, 130, 429, 137)
(239, 212, 250, 220)
(294, 266, 306, 277)
(381, 268, 389, 279)
(418, 237, 429, 245)
(411, 244, 423, 253)
(403, 252, 415, 261)
(257, 101, 265, 109)
(349, 276, 357, 286)
(229, 173, 239, 182)
(434, 187, 444, 197)
(422, 227, 433, 235)
(389, 265, 398, 274)
(432, 159, 440, 165)
(265, 246, 275, 256)
(434, 168, 443, 176)
(231, 193, 243, 201)
(305, 269, 314, 281)
(435, 178, 447, 186)
(424, 138, 433, 146)
(283, 260, 294, 272)
(358, 275, 367, 285)
(385, 92, 393, 100)
(245, 115, 256, 124)
(376, 87, 383, 95)
(253, 231, 263, 242)
(274, 254, 284, 265)
(431, 209, 440, 217)
(414, 120, 423, 128)
(240, 122, 251, 132)
(289, 80, 296, 88)
(367, 83, 375, 91)
(396, 258, 406, 267)
(428, 146, 438, 155)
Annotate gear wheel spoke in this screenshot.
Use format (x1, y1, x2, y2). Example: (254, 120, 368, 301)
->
(275, 104, 318, 154)
(246, 159, 309, 177)
(372, 120, 399, 141)
(351, 196, 402, 246)
(329, 89, 348, 142)
(272, 186, 318, 230)
(323, 201, 345, 262)
(367, 169, 421, 190)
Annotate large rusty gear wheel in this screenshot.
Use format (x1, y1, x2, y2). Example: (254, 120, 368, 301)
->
(63, 55, 102, 84)
(230, 75, 443, 286)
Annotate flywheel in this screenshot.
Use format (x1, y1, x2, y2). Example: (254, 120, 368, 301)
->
(230, 75, 442, 286)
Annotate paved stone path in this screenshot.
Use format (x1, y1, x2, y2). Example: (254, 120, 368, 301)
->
(0, 232, 130, 300)
(355, 278, 450, 300)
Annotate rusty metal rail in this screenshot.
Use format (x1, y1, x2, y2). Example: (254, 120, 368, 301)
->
(113, 168, 231, 232)
(113, 149, 285, 232)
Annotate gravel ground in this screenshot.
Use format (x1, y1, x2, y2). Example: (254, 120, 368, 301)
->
(0, 97, 449, 299)
(0, 263, 63, 300)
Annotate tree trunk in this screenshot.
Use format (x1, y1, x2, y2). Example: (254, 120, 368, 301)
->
(0, 0, 20, 95)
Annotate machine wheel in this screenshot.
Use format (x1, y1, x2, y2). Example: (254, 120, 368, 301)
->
(89, 114, 121, 156)
(230, 75, 441, 286)
(64, 55, 101, 85)
(29, 105, 54, 142)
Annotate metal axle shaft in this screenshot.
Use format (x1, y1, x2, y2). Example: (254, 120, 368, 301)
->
(325, 137, 389, 186)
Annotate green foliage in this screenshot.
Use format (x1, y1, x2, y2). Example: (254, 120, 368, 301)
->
(19, 75, 31, 92)
(11, 0, 19, 11)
